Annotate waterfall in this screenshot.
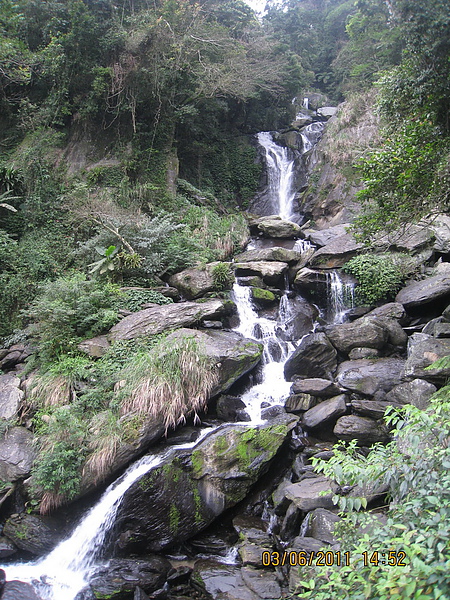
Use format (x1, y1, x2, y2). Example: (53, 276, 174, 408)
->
(256, 131, 296, 220)
(2, 431, 212, 600)
(328, 271, 355, 324)
(231, 282, 293, 422)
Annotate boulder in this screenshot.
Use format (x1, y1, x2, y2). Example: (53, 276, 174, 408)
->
(317, 106, 338, 118)
(235, 247, 303, 264)
(383, 224, 434, 253)
(250, 287, 276, 307)
(348, 348, 380, 360)
(424, 214, 450, 253)
(1, 580, 41, 600)
(0, 537, 17, 559)
(336, 358, 405, 396)
(328, 316, 407, 354)
(0, 374, 24, 419)
(306, 224, 350, 247)
(78, 335, 110, 358)
(108, 299, 231, 341)
(293, 268, 329, 302)
(302, 395, 348, 430)
(3, 514, 62, 556)
(385, 379, 437, 409)
(233, 261, 288, 285)
(192, 561, 281, 600)
(113, 415, 297, 553)
(404, 333, 450, 383)
(303, 508, 341, 544)
(285, 394, 317, 413)
(284, 475, 337, 512)
(334, 415, 389, 444)
(250, 216, 303, 239)
(291, 378, 341, 397)
(0, 427, 35, 482)
(396, 263, 450, 308)
(351, 399, 402, 420)
(366, 302, 406, 321)
(88, 557, 171, 600)
(284, 333, 337, 381)
(169, 263, 232, 300)
(309, 234, 364, 269)
(289, 536, 326, 554)
(216, 395, 249, 422)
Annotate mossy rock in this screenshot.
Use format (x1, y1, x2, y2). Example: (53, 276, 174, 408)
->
(250, 287, 276, 307)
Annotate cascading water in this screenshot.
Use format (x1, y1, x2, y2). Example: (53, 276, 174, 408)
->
(231, 282, 294, 423)
(300, 121, 325, 154)
(2, 431, 212, 600)
(256, 131, 296, 220)
(328, 271, 355, 324)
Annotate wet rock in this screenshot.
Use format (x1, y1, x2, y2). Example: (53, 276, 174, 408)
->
(3, 514, 62, 556)
(334, 415, 389, 444)
(292, 268, 329, 302)
(78, 335, 110, 358)
(108, 299, 231, 341)
(236, 275, 265, 288)
(328, 317, 389, 353)
(290, 378, 341, 397)
(285, 476, 337, 512)
(280, 502, 302, 540)
(216, 396, 249, 422)
(1, 580, 41, 600)
(309, 234, 364, 269)
(396, 263, 450, 308)
(289, 536, 326, 554)
(351, 399, 402, 420)
(0, 427, 35, 482)
(385, 378, 437, 410)
(114, 416, 297, 553)
(88, 557, 171, 600)
(134, 588, 151, 600)
(404, 333, 450, 383)
(366, 302, 406, 321)
(241, 566, 282, 599)
(285, 394, 317, 413)
(284, 333, 337, 381)
(336, 358, 405, 396)
(261, 405, 285, 419)
(250, 287, 276, 307)
(277, 297, 318, 342)
(0, 536, 17, 559)
(303, 508, 341, 544)
(302, 395, 348, 431)
(233, 261, 288, 285)
(0, 374, 24, 419)
(250, 216, 303, 239)
(235, 247, 302, 264)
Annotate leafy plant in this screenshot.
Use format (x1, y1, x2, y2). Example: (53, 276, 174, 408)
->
(343, 253, 404, 304)
(211, 262, 234, 291)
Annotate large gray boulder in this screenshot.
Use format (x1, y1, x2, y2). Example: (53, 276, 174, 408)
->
(113, 415, 297, 553)
(404, 333, 450, 382)
(250, 216, 303, 239)
(351, 399, 402, 420)
(309, 234, 364, 269)
(336, 358, 405, 396)
(3, 514, 62, 556)
(396, 263, 450, 308)
(0, 375, 24, 420)
(385, 378, 437, 409)
(291, 378, 342, 397)
(284, 333, 337, 381)
(302, 395, 348, 431)
(80, 329, 263, 494)
(1, 580, 41, 600)
(328, 316, 407, 354)
(233, 261, 288, 285)
(169, 262, 232, 300)
(284, 476, 337, 511)
(305, 224, 350, 247)
(425, 214, 450, 253)
(235, 247, 302, 264)
(334, 415, 389, 444)
(108, 299, 231, 341)
(277, 296, 319, 342)
(0, 427, 35, 482)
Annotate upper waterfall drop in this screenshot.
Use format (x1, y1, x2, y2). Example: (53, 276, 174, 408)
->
(256, 131, 297, 220)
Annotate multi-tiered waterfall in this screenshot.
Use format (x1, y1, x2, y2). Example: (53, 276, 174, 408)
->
(1, 125, 335, 600)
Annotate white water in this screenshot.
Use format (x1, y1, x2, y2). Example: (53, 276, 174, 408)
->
(257, 131, 296, 220)
(328, 271, 355, 324)
(231, 283, 293, 423)
(2, 431, 212, 600)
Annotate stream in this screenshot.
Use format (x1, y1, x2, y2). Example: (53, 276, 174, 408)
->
(1, 124, 351, 600)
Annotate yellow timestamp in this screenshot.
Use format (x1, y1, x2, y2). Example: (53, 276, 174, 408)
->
(261, 550, 408, 568)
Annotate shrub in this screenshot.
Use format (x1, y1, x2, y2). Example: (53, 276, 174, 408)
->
(119, 288, 172, 312)
(26, 273, 122, 363)
(119, 335, 219, 432)
(343, 253, 404, 304)
(211, 262, 234, 291)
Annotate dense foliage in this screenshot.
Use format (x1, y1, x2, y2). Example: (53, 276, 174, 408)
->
(293, 393, 450, 600)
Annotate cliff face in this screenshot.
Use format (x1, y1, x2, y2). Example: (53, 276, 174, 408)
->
(299, 91, 381, 229)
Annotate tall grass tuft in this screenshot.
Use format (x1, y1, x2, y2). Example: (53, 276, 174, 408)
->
(83, 410, 123, 485)
(120, 335, 219, 432)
